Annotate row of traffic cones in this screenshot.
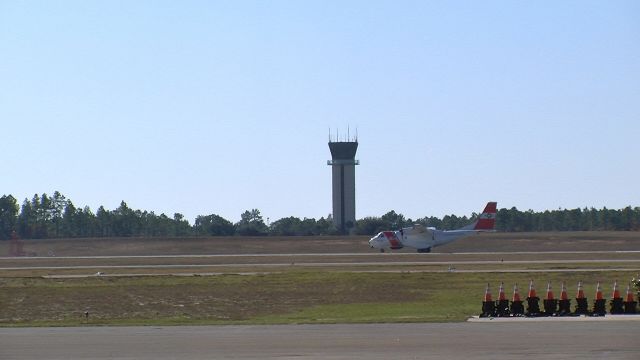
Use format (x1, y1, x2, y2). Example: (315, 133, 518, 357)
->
(480, 280, 638, 317)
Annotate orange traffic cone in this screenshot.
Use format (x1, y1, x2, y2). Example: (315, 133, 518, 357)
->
(592, 282, 606, 316)
(610, 280, 624, 314)
(528, 280, 537, 299)
(545, 282, 555, 300)
(512, 283, 521, 302)
(510, 283, 524, 316)
(623, 283, 637, 314)
(526, 280, 541, 316)
(595, 282, 604, 301)
(625, 283, 635, 303)
(498, 282, 506, 301)
(574, 281, 589, 315)
(496, 282, 510, 317)
(558, 281, 571, 315)
(484, 283, 493, 302)
(611, 281, 621, 299)
(480, 283, 495, 317)
(576, 281, 585, 300)
(560, 282, 568, 301)
(543, 281, 558, 315)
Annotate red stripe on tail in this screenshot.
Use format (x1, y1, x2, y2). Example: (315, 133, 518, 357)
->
(474, 202, 497, 230)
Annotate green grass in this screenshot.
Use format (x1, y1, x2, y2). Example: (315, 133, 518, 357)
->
(1, 270, 637, 327)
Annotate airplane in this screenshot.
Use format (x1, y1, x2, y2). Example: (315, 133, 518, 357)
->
(368, 202, 497, 253)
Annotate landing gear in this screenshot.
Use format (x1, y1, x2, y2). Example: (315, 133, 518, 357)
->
(379, 249, 385, 253)
(417, 248, 431, 253)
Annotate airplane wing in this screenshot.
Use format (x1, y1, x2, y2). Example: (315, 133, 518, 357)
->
(404, 224, 428, 235)
(413, 224, 427, 233)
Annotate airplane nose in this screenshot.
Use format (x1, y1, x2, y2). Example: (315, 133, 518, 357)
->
(368, 237, 377, 248)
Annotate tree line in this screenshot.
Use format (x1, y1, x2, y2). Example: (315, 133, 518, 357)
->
(354, 206, 640, 235)
(0, 192, 336, 240)
(0, 192, 639, 240)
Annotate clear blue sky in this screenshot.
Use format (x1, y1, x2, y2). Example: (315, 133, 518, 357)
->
(1, 1, 638, 224)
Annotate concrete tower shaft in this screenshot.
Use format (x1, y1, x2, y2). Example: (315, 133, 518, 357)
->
(328, 141, 359, 234)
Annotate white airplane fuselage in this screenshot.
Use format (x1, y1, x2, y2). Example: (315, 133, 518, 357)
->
(368, 228, 483, 253)
(368, 202, 497, 253)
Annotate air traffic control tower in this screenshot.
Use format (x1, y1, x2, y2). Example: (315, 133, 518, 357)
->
(328, 135, 359, 234)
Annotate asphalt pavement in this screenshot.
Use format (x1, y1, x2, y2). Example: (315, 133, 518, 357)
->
(1, 322, 638, 359)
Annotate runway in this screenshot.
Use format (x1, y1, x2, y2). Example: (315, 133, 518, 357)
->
(2, 250, 639, 260)
(2, 258, 639, 268)
(1, 322, 637, 359)
(1, 251, 638, 276)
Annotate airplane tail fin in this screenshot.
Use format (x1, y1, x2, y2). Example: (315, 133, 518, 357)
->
(474, 202, 497, 230)
(460, 202, 497, 231)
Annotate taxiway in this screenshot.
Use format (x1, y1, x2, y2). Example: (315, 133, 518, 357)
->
(1, 322, 637, 359)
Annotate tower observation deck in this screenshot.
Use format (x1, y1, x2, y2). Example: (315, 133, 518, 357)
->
(328, 136, 359, 234)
